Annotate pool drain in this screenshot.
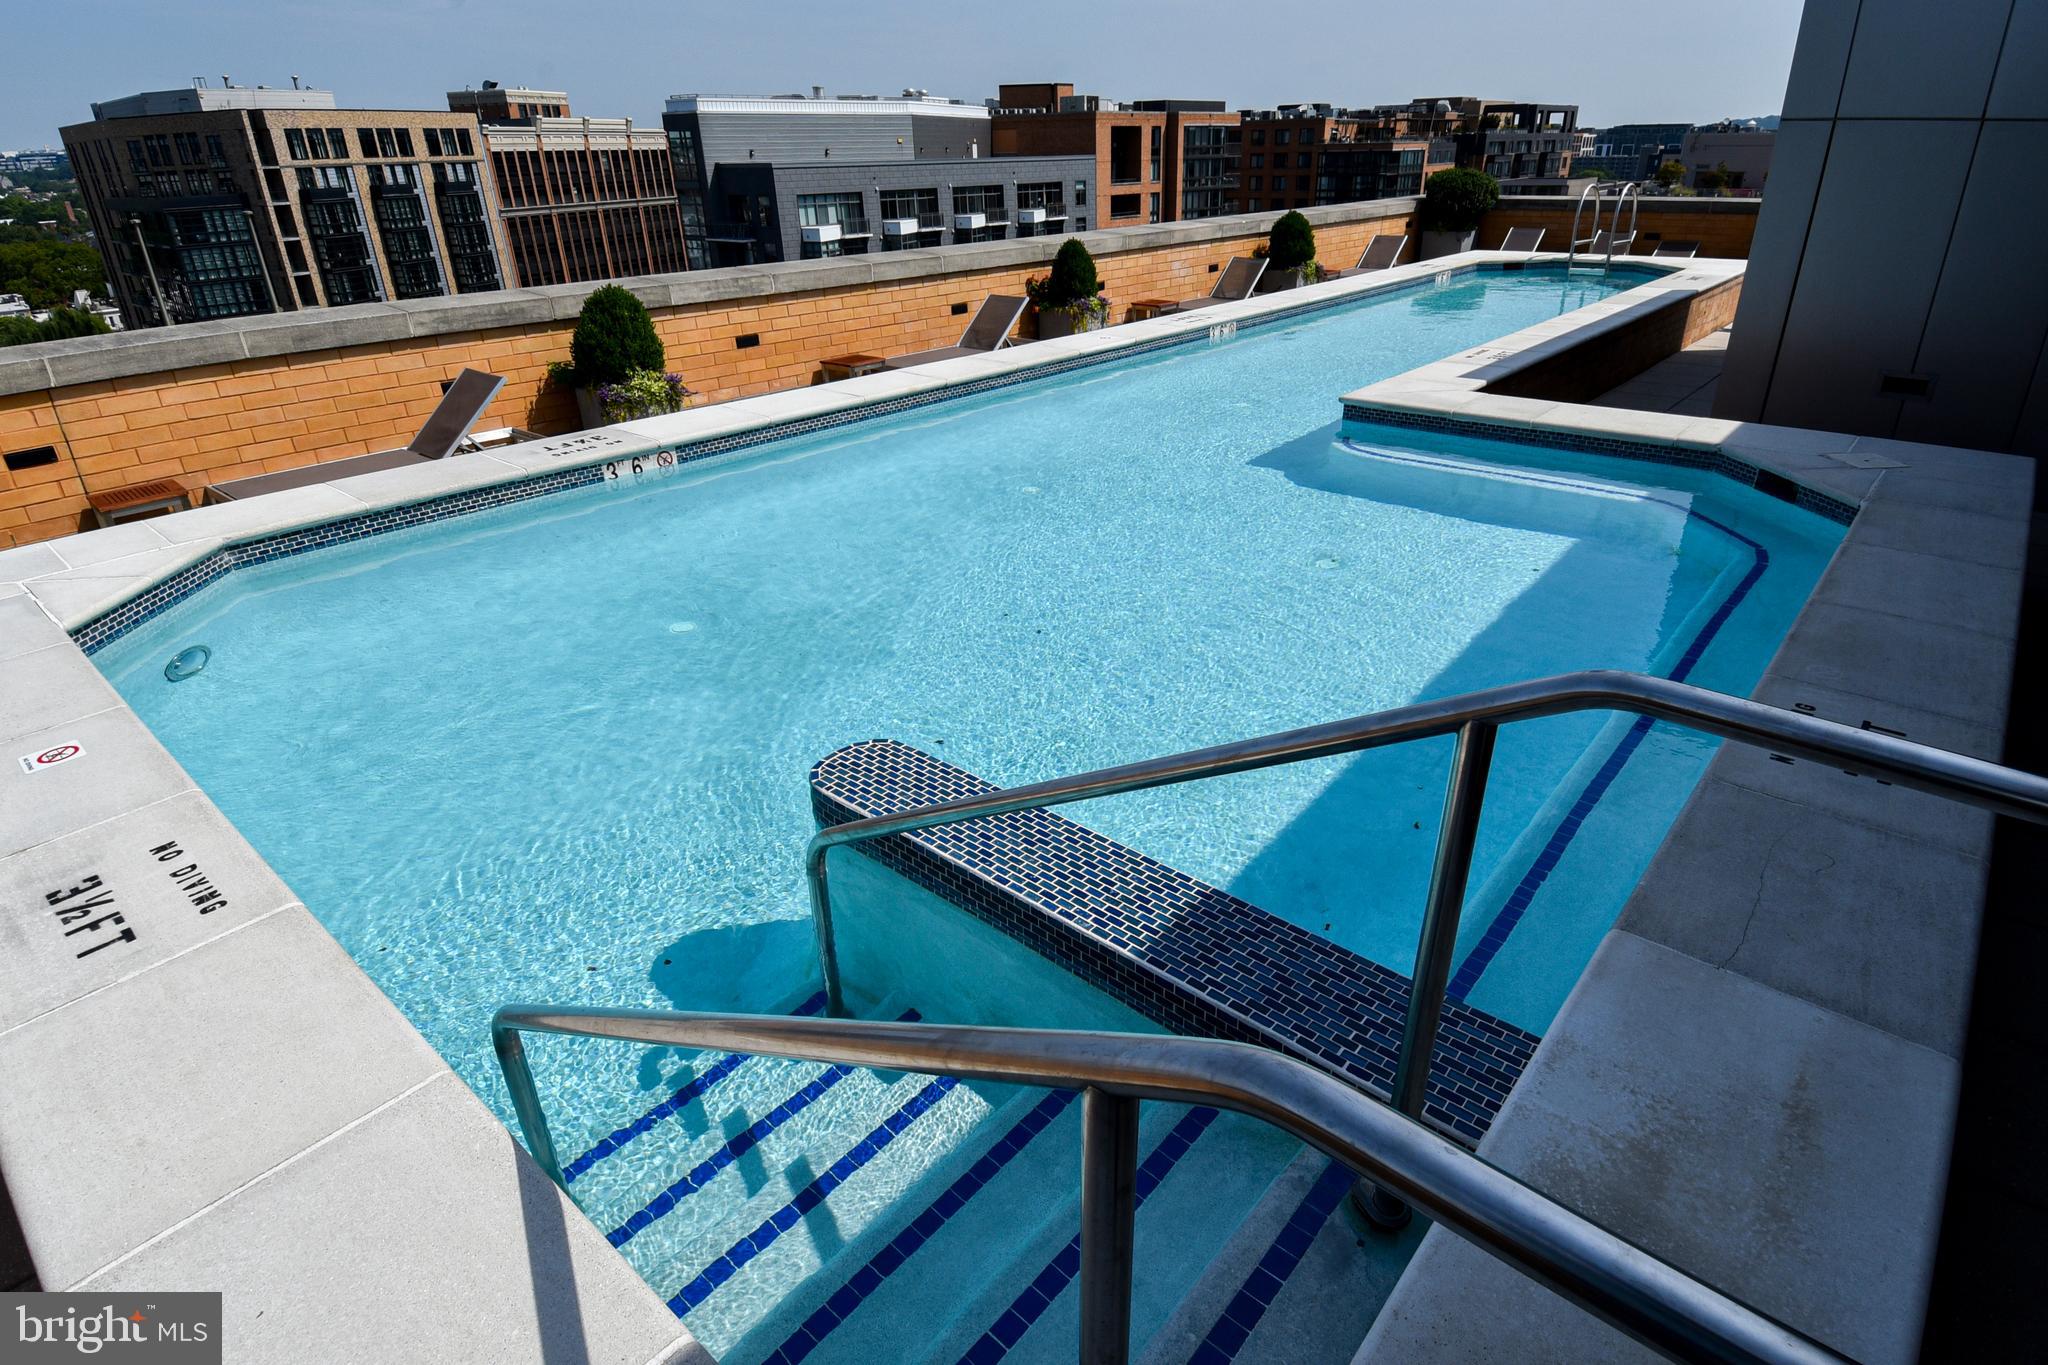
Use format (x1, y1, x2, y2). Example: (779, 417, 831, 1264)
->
(164, 645, 211, 682)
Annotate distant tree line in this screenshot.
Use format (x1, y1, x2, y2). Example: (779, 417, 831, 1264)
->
(0, 307, 109, 348)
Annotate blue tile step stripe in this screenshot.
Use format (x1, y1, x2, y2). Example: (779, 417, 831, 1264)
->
(668, 1074, 962, 1315)
(562, 990, 829, 1185)
(610, 1005, 920, 1249)
(809, 741, 1540, 1144)
(1187, 1159, 1356, 1365)
(959, 1106, 1221, 1364)
(758, 1087, 1081, 1365)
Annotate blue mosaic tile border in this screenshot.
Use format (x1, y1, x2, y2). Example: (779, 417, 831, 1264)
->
(809, 741, 1540, 1145)
(68, 263, 1663, 655)
(1340, 402, 1860, 526)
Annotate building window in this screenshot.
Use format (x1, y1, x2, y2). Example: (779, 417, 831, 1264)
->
(376, 128, 398, 158)
(1074, 180, 1087, 206)
(307, 128, 328, 159)
(358, 128, 377, 158)
(877, 187, 940, 242)
(1277, 129, 1291, 145)
(455, 128, 474, 156)
(285, 128, 308, 160)
(425, 128, 442, 157)
(1251, 130, 1265, 146)
(395, 129, 414, 157)
(796, 191, 866, 258)
(1250, 153, 1263, 169)
(1109, 192, 1140, 219)
(1249, 176, 1262, 191)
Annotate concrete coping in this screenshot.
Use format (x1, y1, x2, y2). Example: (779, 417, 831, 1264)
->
(11, 241, 1992, 1363)
(0, 197, 1421, 398)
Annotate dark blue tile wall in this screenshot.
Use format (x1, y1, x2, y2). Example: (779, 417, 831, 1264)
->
(809, 740, 1540, 1144)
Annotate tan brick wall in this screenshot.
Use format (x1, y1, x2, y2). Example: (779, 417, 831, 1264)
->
(1, 200, 1759, 547)
(2, 210, 1422, 548)
(1477, 198, 1760, 259)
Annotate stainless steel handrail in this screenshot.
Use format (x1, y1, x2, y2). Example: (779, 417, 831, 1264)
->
(492, 1007, 1851, 1365)
(807, 667, 2048, 1229)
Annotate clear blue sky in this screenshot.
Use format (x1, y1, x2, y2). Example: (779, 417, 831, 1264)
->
(6, 0, 1804, 150)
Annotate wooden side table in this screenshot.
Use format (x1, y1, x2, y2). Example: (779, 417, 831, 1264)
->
(819, 353, 887, 382)
(86, 478, 192, 528)
(1128, 299, 1177, 322)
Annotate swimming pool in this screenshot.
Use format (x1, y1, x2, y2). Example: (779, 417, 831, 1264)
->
(91, 263, 1842, 1356)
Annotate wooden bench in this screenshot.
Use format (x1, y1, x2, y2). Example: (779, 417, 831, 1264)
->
(86, 478, 192, 528)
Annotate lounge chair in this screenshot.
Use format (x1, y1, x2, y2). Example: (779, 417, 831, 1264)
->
(1498, 227, 1545, 253)
(208, 368, 505, 502)
(1333, 235, 1408, 278)
(1652, 240, 1700, 259)
(1163, 257, 1267, 313)
(883, 295, 1029, 369)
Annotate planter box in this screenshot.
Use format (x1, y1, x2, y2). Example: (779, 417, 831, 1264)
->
(1036, 305, 1110, 339)
(574, 386, 604, 430)
(1419, 230, 1477, 260)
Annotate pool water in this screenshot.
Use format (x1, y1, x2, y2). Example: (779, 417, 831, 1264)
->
(94, 265, 1843, 1357)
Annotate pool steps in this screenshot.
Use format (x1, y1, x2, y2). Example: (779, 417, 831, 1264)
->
(565, 995, 1399, 1363)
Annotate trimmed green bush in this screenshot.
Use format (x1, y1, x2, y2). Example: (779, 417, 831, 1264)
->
(564, 284, 664, 389)
(1027, 238, 1104, 312)
(1266, 211, 1317, 272)
(1420, 168, 1500, 233)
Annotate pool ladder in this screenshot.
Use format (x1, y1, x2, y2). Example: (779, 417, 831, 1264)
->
(1567, 179, 1643, 274)
(497, 671, 2048, 1365)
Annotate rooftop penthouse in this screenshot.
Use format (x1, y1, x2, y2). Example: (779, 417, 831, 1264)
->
(0, 1, 2043, 1361)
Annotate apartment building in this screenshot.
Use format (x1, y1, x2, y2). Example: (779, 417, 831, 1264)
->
(61, 83, 510, 329)
(1369, 97, 1579, 183)
(1231, 104, 1438, 215)
(1575, 122, 1692, 181)
(988, 84, 1241, 226)
(449, 83, 687, 287)
(1680, 120, 1775, 194)
(661, 90, 998, 268)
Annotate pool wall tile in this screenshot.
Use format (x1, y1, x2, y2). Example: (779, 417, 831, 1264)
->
(808, 741, 1540, 1144)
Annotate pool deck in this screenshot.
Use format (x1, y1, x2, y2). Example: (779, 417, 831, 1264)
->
(0, 248, 2017, 1361)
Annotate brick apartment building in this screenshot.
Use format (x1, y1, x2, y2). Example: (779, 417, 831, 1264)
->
(1368, 97, 1580, 188)
(988, 83, 1242, 226)
(61, 84, 511, 329)
(1230, 104, 1442, 216)
(449, 83, 688, 287)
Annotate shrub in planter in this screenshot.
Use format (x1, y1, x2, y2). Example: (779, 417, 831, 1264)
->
(1258, 210, 1321, 289)
(595, 370, 694, 423)
(1027, 238, 1110, 337)
(1418, 168, 1499, 258)
(549, 284, 670, 426)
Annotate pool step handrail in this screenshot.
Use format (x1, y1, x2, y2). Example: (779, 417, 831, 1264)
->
(493, 1005, 1852, 1365)
(802, 669, 2048, 1209)
(1568, 180, 1642, 273)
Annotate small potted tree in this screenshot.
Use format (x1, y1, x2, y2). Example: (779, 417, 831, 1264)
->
(1418, 168, 1500, 259)
(1256, 210, 1321, 291)
(1026, 238, 1110, 338)
(548, 284, 689, 427)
